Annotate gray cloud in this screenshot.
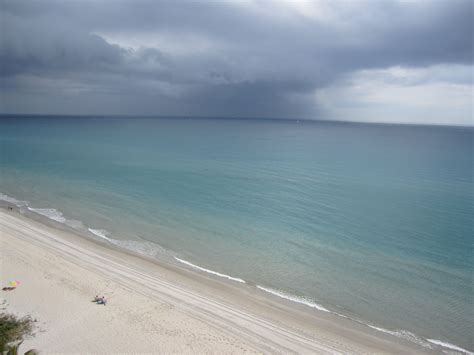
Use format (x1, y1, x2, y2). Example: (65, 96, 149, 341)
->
(1, 0, 472, 120)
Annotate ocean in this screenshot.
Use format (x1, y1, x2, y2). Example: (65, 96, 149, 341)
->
(1, 116, 472, 352)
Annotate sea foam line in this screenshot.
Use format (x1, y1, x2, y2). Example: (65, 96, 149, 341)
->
(256, 285, 330, 312)
(174, 257, 246, 283)
(427, 339, 473, 354)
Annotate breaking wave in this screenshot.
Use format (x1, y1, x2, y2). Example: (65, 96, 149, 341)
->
(0, 192, 28, 207)
(88, 228, 113, 242)
(174, 257, 246, 283)
(427, 339, 473, 354)
(256, 285, 330, 312)
(27, 207, 66, 223)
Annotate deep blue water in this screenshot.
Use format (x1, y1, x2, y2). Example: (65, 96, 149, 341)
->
(1, 116, 472, 352)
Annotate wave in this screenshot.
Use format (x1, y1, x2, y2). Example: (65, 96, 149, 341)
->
(0, 192, 68, 225)
(1, 192, 77, 227)
(112, 239, 169, 259)
(427, 339, 473, 354)
(1, 192, 170, 260)
(0, 192, 69, 225)
(0, 192, 28, 207)
(88, 228, 113, 242)
(1, 192, 82, 229)
(256, 285, 471, 353)
(366, 326, 473, 354)
(27, 207, 66, 223)
(88, 229, 170, 260)
(174, 257, 246, 283)
(256, 285, 330, 312)
(366, 325, 431, 348)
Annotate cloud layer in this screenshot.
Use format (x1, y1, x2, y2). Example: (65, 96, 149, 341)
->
(1, 0, 473, 124)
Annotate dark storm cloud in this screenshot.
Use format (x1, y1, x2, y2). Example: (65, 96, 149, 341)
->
(1, 0, 473, 118)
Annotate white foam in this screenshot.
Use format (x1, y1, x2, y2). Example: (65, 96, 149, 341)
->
(365, 325, 469, 351)
(174, 257, 245, 283)
(88, 228, 113, 242)
(427, 339, 472, 354)
(0, 192, 28, 207)
(112, 239, 168, 258)
(367, 325, 428, 345)
(367, 324, 397, 335)
(27, 207, 66, 223)
(256, 285, 330, 312)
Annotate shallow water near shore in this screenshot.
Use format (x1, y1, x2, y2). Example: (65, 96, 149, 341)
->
(1, 116, 472, 352)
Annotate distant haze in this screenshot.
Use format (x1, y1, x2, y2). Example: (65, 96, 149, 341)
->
(1, 0, 472, 125)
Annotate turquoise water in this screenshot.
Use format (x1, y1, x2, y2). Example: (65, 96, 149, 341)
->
(1, 116, 472, 352)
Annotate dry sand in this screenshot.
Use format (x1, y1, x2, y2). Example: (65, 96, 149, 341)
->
(0, 209, 435, 354)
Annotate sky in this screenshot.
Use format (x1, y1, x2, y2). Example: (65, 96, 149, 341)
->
(1, 0, 473, 125)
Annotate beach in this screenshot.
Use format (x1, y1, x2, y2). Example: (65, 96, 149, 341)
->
(0, 208, 436, 354)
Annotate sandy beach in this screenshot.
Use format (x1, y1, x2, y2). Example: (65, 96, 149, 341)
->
(0, 209, 436, 354)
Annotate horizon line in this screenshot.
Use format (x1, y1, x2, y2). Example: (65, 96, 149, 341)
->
(0, 113, 472, 129)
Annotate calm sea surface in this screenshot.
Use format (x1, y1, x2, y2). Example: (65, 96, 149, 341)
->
(1, 116, 472, 352)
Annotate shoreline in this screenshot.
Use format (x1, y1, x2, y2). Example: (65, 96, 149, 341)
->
(0, 207, 447, 354)
(1, 194, 472, 354)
